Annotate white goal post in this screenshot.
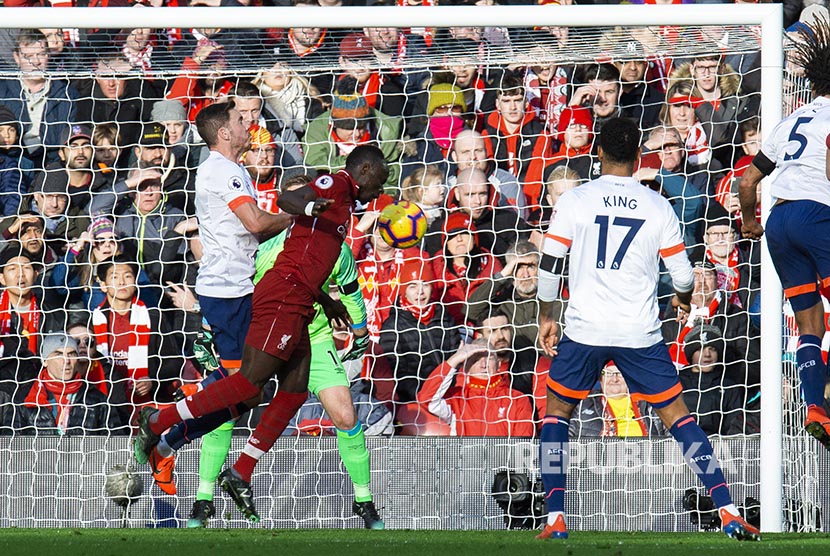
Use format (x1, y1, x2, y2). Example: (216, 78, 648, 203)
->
(0, 3, 786, 532)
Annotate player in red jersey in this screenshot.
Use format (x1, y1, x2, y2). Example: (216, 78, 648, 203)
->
(133, 145, 388, 520)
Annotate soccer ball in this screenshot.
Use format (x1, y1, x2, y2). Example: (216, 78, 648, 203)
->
(105, 464, 144, 508)
(377, 200, 428, 249)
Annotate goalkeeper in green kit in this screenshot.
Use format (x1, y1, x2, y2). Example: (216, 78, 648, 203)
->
(184, 223, 382, 529)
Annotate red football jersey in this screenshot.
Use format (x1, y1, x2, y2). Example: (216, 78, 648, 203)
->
(268, 170, 359, 296)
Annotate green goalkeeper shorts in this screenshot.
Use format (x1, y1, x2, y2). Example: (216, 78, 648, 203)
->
(308, 337, 350, 396)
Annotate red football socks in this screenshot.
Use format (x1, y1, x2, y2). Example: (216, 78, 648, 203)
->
(150, 372, 261, 436)
(233, 390, 308, 482)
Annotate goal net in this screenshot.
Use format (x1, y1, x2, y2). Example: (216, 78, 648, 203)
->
(0, 4, 812, 533)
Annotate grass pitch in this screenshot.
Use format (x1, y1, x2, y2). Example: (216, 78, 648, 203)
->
(2, 529, 830, 556)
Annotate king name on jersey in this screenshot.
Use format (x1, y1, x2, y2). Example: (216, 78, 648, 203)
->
(602, 195, 638, 210)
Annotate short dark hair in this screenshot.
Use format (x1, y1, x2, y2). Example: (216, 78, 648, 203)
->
(15, 29, 47, 52)
(598, 118, 641, 165)
(577, 63, 620, 85)
(96, 255, 139, 284)
(497, 74, 525, 99)
(345, 144, 387, 175)
(233, 80, 261, 100)
(739, 116, 760, 141)
(195, 101, 236, 148)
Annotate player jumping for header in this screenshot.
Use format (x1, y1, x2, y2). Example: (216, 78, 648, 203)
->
(740, 15, 830, 451)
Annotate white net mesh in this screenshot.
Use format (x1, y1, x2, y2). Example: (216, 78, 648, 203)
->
(0, 8, 817, 532)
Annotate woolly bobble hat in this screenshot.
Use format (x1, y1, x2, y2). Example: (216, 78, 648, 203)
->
(399, 257, 435, 287)
(427, 83, 466, 117)
(248, 125, 276, 149)
(88, 216, 116, 239)
(330, 93, 371, 122)
(683, 323, 724, 363)
(556, 106, 593, 139)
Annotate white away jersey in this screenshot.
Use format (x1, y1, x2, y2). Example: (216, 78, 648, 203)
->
(762, 96, 830, 207)
(543, 175, 690, 348)
(195, 151, 260, 298)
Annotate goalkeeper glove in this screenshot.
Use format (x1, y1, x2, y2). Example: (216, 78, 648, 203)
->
(342, 330, 370, 362)
(193, 327, 220, 373)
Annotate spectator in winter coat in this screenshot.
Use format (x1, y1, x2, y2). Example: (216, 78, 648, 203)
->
(678, 323, 754, 436)
(14, 333, 126, 435)
(417, 337, 535, 437)
(379, 257, 460, 404)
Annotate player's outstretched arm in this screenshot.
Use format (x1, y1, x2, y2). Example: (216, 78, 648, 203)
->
(233, 201, 293, 239)
(739, 162, 766, 240)
(277, 185, 334, 217)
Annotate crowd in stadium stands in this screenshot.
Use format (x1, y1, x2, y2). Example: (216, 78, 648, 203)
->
(5, 0, 816, 439)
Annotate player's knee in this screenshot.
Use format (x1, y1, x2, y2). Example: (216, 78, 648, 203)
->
(330, 407, 357, 431)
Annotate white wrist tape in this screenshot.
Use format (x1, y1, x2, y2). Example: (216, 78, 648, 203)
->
(304, 201, 315, 217)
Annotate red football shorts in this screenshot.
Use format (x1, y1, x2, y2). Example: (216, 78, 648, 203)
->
(245, 273, 315, 361)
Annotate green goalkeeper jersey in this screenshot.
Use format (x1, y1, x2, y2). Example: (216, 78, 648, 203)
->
(254, 230, 367, 344)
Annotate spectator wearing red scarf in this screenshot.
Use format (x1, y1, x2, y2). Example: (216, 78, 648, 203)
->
(303, 78, 403, 193)
(338, 33, 405, 118)
(481, 74, 554, 208)
(15, 333, 126, 436)
(417, 337, 535, 437)
(379, 257, 460, 403)
(0, 248, 42, 358)
(432, 211, 502, 325)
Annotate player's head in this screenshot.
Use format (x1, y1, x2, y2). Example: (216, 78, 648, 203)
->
(791, 14, 830, 97)
(597, 117, 641, 166)
(345, 145, 389, 203)
(195, 100, 251, 154)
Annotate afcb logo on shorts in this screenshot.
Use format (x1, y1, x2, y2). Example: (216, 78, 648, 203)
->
(228, 176, 244, 191)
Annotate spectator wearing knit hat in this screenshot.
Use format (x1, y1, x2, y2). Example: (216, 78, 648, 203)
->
(303, 76, 403, 192)
(13, 332, 127, 436)
(242, 125, 307, 214)
(338, 32, 406, 118)
(678, 323, 753, 436)
(661, 258, 760, 387)
(151, 99, 201, 171)
(401, 83, 469, 180)
(379, 257, 460, 403)
(0, 168, 91, 254)
(431, 211, 502, 325)
(46, 216, 157, 319)
(543, 105, 599, 183)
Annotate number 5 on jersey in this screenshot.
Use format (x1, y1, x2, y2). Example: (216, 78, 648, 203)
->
(595, 215, 645, 270)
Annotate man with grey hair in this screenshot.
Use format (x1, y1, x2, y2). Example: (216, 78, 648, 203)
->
(468, 240, 556, 347)
(424, 167, 531, 261)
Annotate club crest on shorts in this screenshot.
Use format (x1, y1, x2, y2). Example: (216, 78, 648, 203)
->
(278, 334, 292, 350)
